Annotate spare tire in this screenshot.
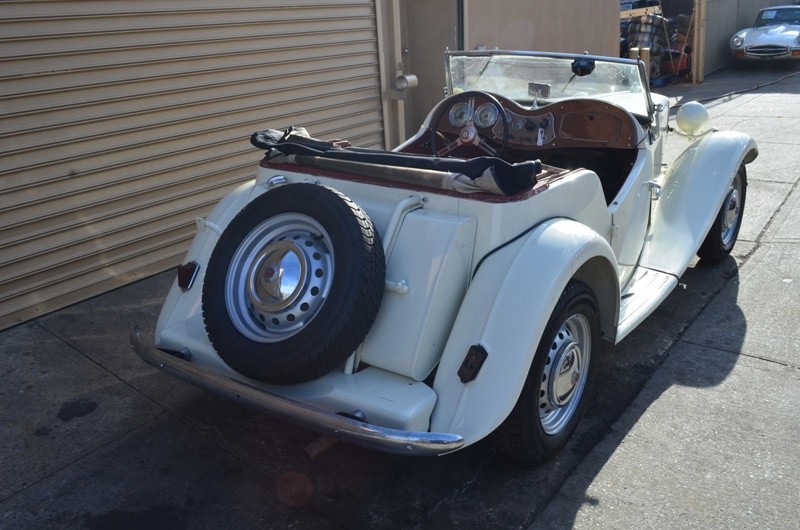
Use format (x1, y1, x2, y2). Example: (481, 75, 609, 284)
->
(202, 183, 385, 384)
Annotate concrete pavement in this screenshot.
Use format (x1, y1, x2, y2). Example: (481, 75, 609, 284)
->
(1, 64, 798, 529)
(536, 64, 800, 528)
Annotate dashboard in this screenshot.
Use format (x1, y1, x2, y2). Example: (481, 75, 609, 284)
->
(498, 109, 557, 147)
(433, 92, 638, 152)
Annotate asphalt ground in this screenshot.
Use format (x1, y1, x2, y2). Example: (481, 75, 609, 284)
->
(2, 63, 798, 529)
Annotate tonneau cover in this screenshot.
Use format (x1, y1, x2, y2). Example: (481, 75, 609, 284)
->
(251, 127, 540, 196)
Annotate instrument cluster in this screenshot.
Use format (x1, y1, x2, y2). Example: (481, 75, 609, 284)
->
(447, 101, 501, 129)
(444, 96, 557, 148)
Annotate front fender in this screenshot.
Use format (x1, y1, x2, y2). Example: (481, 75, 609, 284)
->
(640, 130, 758, 276)
(429, 218, 618, 446)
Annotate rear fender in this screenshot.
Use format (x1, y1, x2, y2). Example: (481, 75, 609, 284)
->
(430, 218, 618, 446)
(155, 179, 262, 342)
(640, 131, 757, 276)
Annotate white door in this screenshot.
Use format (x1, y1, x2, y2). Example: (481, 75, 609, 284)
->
(609, 148, 654, 289)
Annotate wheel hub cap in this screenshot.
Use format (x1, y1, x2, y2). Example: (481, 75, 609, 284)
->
(548, 340, 582, 407)
(723, 188, 740, 229)
(225, 214, 334, 343)
(250, 240, 306, 312)
(539, 313, 591, 435)
(721, 183, 741, 247)
(245, 233, 331, 336)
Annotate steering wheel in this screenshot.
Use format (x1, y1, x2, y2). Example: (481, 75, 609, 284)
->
(429, 91, 510, 157)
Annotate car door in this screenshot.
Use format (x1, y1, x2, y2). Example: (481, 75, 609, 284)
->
(608, 147, 654, 289)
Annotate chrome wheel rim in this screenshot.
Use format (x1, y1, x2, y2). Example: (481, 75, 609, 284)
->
(539, 313, 591, 435)
(721, 172, 743, 249)
(225, 213, 334, 343)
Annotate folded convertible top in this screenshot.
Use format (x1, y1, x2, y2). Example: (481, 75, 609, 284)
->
(251, 127, 541, 196)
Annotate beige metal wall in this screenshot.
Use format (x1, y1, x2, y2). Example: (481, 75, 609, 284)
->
(0, 0, 386, 330)
(401, 0, 619, 135)
(464, 0, 619, 57)
(402, 0, 459, 133)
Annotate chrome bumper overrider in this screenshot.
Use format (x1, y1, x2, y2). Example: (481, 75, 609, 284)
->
(130, 326, 464, 456)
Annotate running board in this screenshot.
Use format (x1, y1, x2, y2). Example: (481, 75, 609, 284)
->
(617, 267, 678, 343)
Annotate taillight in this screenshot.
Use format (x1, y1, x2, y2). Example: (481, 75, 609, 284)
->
(177, 261, 199, 291)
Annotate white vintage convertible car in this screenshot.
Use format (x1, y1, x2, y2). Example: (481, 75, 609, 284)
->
(132, 50, 757, 466)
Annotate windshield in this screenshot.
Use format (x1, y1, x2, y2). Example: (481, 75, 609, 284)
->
(755, 8, 800, 27)
(446, 51, 651, 119)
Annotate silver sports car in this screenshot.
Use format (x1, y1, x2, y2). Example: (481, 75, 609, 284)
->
(731, 5, 800, 61)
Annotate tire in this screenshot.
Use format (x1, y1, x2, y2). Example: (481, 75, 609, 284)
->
(498, 280, 600, 466)
(697, 165, 747, 263)
(202, 183, 385, 384)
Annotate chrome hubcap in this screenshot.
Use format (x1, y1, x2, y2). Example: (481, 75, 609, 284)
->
(249, 240, 306, 312)
(548, 340, 582, 407)
(721, 177, 742, 248)
(226, 213, 334, 343)
(539, 313, 591, 435)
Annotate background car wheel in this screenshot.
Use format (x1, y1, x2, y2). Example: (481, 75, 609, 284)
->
(498, 280, 600, 466)
(202, 183, 385, 384)
(697, 165, 747, 263)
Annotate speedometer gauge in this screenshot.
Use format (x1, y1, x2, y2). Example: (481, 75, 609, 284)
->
(448, 102, 472, 127)
(474, 103, 499, 128)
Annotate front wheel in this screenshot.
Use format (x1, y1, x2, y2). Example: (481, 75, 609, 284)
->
(697, 165, 747, 263)
(498, 280, 600, 466)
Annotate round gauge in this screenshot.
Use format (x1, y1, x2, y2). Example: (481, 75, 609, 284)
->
(448, 102, 472, 128)
(474, 102, 499, 128)
(511, 118, 524, 133)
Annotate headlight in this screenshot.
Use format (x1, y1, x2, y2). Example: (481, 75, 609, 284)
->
(731, 35, 744, 48)
(676, 101, 710, 136)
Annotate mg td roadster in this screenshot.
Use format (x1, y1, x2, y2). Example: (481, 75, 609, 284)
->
(132, 50, 757, 466)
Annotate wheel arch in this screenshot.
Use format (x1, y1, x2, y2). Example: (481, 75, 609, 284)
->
(429, 218, 619, 446)
(573, 255, 619, 344)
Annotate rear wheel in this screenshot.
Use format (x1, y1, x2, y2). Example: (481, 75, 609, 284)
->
(498, 280, 600, 466)
(698, 165, 746, 263)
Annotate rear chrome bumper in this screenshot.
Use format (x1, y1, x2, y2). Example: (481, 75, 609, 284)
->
(130, 326, 464, 456)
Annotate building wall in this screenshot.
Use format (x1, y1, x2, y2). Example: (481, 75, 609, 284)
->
(403, 0, 459, 133)
(464, 0, 619, 56)
(0, 0, 387, 330)
(401, 0, 619, 134)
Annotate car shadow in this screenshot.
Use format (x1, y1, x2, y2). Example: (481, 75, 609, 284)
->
(195, 254, 744, 529)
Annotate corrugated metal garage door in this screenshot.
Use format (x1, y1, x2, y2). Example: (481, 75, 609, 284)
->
(0, 0, 385, 330)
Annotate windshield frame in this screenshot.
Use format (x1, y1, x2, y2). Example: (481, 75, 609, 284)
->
(444, 50, 655, 122)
